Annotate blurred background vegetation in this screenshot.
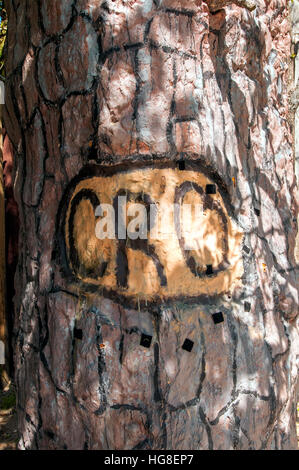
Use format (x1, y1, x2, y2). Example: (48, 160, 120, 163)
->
(0, 1, 7, 77)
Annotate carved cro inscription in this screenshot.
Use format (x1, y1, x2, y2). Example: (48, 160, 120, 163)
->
(61, 164, 244, 303)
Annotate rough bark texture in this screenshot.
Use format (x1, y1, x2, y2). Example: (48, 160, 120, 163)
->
(3, 0, 299, 450)
(291, 0, 299, 263)
(2, 130, 19, 375)
(207, 0, 256, 12)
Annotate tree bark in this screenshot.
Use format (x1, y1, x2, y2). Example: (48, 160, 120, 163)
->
(3, 0, 299, 450)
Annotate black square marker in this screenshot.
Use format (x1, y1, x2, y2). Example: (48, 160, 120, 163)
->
(206, 265, 214, 276)
(212, 312, 224, 325)
(244, 302, 251, 312)
(178, 160, 186, 171)
(74, 328, 83, 340)
(243, 245, 250, 254)
(206, 184, 217, 195)
(182, 338, 194, 352)
(140, 334, 152, 349)
(254, 208, 260, 217)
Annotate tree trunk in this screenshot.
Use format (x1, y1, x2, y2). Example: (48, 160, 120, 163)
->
(3, 0, 299, 450)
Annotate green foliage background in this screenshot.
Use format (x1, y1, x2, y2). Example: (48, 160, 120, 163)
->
(0, 1, 7, 77)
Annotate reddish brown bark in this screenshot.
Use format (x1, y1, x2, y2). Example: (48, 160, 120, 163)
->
(3, 0, 299, 450)
(207, 0, 256, 12)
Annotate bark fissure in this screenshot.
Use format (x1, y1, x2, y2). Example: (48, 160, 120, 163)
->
(3, 0, 299, 450)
